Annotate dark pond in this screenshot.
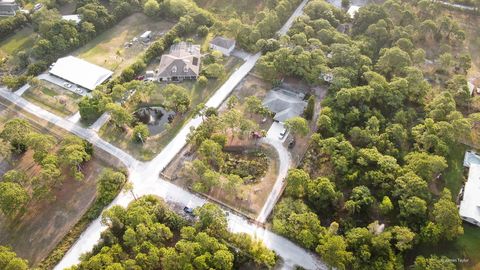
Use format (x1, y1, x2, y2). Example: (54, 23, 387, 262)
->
(134, 106, 175, 136)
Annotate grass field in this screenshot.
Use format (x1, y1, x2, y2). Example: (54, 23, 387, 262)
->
(72, 13, 175, 76)
(193, 0, 265, 23)
(100, 56, 243, 161)
(22, 81, 81, 117)
(0, 27, 35, 58)
(0, 103, 111, 266)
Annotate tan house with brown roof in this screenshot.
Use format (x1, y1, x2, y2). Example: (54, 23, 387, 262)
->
(157, 42, 201, 82)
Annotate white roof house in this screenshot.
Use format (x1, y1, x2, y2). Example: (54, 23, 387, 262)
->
(62, 14, 81, 24)
(459, 151, 480, 227)
(347, 5, 360, 19)
(49, 56, 113, 91)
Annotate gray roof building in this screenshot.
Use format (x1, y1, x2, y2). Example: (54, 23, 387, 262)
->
(209, 36, 236, 56)
(157, 42, 201, 82)
(0, 0, 19, 16)
(262, 88, 307, 122)
(210, 36, 235, 50)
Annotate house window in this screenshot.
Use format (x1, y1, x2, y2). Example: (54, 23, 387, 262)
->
(172, 66, 177, 73)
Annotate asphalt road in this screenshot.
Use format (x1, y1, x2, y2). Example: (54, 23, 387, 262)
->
(0, 0, 328, 268)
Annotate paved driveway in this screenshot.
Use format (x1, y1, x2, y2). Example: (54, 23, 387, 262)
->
(38, 73, 88, 96)
(266, 121, 288, 143)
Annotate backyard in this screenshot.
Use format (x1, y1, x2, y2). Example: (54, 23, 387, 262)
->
(193, 0, 266, 24)
(99, 55, 244, 161)
(0, 27, 35, 58)
(22, 80, 81, 117)
(0, 103, 114, 266)
(72, 13, 175, 76)
(406, 141, 480, 269)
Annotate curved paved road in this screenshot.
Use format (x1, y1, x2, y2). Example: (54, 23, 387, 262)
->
(0, 1, 327, 269)
(0, 88, 325, 269)
(257, 138, 292, 223)
(0, 87, 139, 170)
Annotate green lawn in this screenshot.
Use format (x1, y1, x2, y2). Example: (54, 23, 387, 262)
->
(99, 56, 244, 161)
(72, 13, 175, 76)
(194, 0, 265, 24)
(0, 27, 35, 56)
(455, 224, 480, 269)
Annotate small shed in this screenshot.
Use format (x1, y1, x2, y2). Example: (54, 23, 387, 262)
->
(209, 36, 236, 56)
(140, 31, 152, 42)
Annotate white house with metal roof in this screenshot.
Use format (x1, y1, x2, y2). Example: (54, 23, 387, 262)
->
(459, 151, 480, 227)
(62, 14, 81, 24)
(49, 56, 113, 91)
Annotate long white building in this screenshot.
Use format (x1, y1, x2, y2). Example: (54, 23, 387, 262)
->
(460, 151, 480, 227)
(49, 56, 113, 91)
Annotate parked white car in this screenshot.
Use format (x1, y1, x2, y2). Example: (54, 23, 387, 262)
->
(279, 128, 287, 139)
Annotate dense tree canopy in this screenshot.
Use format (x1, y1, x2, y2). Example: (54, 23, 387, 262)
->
(70, 197, 275, 270)
(270, 0, 472, 269)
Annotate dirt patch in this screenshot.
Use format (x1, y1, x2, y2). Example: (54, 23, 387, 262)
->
(23, 80, 81, 117)
(166, 142, 279, 216)
(0, 102, 118, 266)
(0, 155, 107, 266)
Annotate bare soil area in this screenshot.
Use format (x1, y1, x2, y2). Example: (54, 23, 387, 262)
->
(0, 102, 114, 266)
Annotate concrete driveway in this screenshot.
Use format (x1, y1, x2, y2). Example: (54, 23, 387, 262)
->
(266, 121, 288, 143)
(38, 73, 88, 96)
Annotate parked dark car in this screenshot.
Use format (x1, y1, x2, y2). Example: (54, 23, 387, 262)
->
(288, 138, 296, 149)
(183, 206, 194, 216)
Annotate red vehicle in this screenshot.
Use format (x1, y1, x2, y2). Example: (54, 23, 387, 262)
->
(136, 75, 145, 80)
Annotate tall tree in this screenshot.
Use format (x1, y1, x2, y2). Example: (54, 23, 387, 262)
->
(0, 118, 31, 153)
(284, 117, 309, 137)
(162, 84, 191, 113)
(432, 189, 463, 241)
(106, 103, 133, 128)
(26, 132, 56, 163)
(0, 182, 29, 217)
(58, 136, 92, 180)
(0, 246, 29, 270)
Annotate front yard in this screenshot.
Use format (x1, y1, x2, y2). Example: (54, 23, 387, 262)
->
(99, 56, 244, 161)
(22, 80, 81, 117)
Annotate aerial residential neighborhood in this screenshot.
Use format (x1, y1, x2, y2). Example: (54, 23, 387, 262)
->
(1, 0, 480, 269)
